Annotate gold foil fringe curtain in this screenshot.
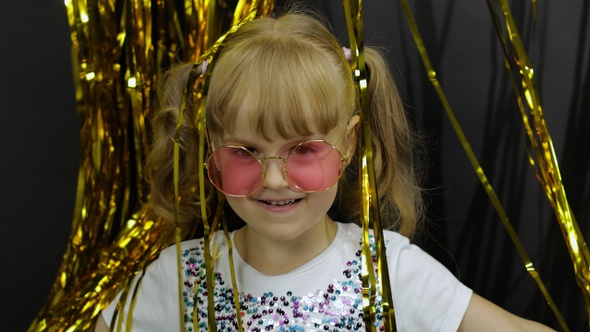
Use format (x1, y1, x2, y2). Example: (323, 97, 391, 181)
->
(175, 4, 274, 330)
(397, 1, 568, 330)
(28, 1, 272, 331)
(400, 0, 589, 330)
(341, 0, 396, 330)
(489, 0, 590, 326)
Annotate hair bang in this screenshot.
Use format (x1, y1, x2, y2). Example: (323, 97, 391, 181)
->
(208, 39, 352, 140)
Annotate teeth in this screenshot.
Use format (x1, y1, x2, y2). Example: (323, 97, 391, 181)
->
(265, 199, 296, 206)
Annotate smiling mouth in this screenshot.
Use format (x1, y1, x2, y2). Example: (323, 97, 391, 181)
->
(261, 199, 302, 206)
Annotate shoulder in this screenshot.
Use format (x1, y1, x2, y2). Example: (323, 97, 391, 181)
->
(336, 222, 432, 278)
(159, 238, 204, 261)
(337, 222, 472, 331)
(101, 238, 206, 330)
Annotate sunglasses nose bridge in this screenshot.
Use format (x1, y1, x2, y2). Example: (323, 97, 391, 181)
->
(259, 155, 289, 180)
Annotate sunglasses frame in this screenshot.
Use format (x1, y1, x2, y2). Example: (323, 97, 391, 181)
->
(204, 138, 348, 197)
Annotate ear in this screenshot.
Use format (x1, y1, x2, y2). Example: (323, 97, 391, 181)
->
(345, 115, 360, 160)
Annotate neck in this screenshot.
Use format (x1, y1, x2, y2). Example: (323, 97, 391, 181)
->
(234, 217, 337, 276)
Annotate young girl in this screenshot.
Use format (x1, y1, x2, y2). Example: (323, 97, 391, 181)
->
(96, 11, 553, 332)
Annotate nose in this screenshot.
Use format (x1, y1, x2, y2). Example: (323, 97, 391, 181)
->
(261, 158, 290, 189)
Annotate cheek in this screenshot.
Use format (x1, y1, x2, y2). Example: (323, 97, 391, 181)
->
(225, 196, 245, 212)
(224, 195, 259, 223)
(311, 184, 339, 210)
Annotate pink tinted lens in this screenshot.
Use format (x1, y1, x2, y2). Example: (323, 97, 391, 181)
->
(207, 147, 262, 196)
(286, 141, 343, 192)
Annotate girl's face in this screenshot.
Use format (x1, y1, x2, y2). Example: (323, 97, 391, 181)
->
(212, 109, 359, 244)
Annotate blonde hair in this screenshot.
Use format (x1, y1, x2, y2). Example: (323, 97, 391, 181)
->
(146, 11, 424, 241)
(206, 14, 355, 140)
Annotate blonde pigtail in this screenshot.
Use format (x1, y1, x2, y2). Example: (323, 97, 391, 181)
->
(145, 63, 214, 242)
(343, 47, 424, 239)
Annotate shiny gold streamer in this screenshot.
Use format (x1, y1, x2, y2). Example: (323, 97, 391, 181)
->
(398, 1, 569, 331)
(175, 1, 273, 331)
(342, 0, 396, 330)
(488, 0, 590, 327)
(29, 0, 170, 330)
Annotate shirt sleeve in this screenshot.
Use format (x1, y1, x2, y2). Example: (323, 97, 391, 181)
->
(386, 232, 473, 332)
(101, 247, 181, 331)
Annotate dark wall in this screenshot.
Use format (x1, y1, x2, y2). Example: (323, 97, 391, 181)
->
(2, 1, 588, 331)
(0, 1, 79, 331)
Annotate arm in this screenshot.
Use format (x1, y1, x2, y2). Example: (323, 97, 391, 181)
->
(94, 314, 108, 332)
(458, 293, 555, 332)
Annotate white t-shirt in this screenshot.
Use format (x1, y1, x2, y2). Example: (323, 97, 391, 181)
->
(103, 222, 472, 331)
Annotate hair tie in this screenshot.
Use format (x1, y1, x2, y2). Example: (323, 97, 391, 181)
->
(342, 47, 352, 62)
(201, 60, 208, 75)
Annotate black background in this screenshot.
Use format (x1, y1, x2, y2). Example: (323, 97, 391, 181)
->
(1, 1, 588, 331)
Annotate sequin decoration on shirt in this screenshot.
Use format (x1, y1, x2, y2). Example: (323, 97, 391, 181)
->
(180, 235, 384, 332)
